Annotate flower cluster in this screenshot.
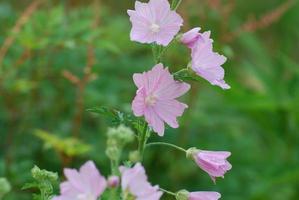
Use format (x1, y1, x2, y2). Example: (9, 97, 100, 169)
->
(53, 0, 232, 200)
(130, 0, 230, 135)
(128, 0, 232, 199)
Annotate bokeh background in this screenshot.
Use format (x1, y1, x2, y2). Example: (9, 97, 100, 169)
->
(1, 0, 299, 199)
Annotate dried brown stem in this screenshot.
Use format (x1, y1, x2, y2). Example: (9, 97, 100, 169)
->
(14, 48, 31, 67)
(0, 0, 43, 67)
(63, 0, 100, 138)
(62, 70, 80, 85)
(223, 0, 295, 43)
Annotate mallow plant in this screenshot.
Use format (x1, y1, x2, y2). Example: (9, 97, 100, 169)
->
(23, 0, 232, 199)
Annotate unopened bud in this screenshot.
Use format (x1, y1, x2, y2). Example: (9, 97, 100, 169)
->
(129, 151, 141, 163)
(31, 165, 58, 182)
(107, 176, 119, 188)
(105, 146, 121, 160)
(107, 125, 134, 147)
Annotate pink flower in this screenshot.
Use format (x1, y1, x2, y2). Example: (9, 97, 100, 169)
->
(127, 0, 183, 46)
(189, 149, 232, 183)
(191, 40, 230, 90)
(132, 63, 190, 136)
(181, 27, 212, 49)
(119, 163, 163, 200)
(107, 175, 120, 188)
(53, 161, 106, 200)
(189, 192, 221, 200)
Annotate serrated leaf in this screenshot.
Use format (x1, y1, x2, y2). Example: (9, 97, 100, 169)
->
(87, 106, 145, 133)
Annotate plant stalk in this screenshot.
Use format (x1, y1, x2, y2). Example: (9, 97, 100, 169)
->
(138, 123, 149, 161)
(146, 142, 187, 153)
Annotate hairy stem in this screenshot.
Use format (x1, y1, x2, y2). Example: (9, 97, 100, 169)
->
(110, 159, 119, 175)
(146, 142, 187, 153)
(160, 187, 176, 196)
(138, 123, 149, 161)
(171, 0, 183, 10)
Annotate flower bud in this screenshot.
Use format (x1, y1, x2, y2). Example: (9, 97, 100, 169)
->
(106, 125, 134, 161)
(107, 125, 134, 147)
(186, 148, 232, 183)
(180, 27, 202, 49)
(31, 165, 58, 182)
(107, 176, 119, 188)
(129, 150, 141, 163)
(105, 146, 120, 160)
(180, 27, 213, 50)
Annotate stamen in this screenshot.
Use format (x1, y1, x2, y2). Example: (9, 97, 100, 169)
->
(150, 23, 160, 33)
(145, 94, 157, 106)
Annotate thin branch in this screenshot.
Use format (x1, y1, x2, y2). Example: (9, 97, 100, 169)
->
(0, 0, 43, 67)
(62, 70, 80, 85)
(68, 0, 100, 138)
(223, 0, 295, 43)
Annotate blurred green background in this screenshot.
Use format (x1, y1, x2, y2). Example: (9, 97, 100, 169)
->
(1, 0, 299, 199)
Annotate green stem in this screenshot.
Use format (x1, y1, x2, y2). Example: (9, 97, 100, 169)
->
(138, 122, 149, 161)
(152, 44, 163, 63)
(173, 68, 188, 76)
(160, 187, 176, 196)
(110, 159, 119, 175)
(171, 0, 182, 10)
(152, 36, 178, 64)
(110, 159, 120, 200)
(146, 142, 187, 153)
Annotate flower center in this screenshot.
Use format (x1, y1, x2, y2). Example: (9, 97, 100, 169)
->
(150, 23, 160, 33)
(145, 94, 157, 106)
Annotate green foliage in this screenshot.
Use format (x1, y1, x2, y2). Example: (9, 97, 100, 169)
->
(87, 107, 132, 125)
(34, 129, 91, 157)
(88, 106, 145, 134)
(22, 166, 58, 200)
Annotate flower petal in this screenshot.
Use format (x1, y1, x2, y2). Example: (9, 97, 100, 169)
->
(154, 100, 188, 128)
(79, 161, 107, 196)
(189, 191, 221, 200)
(144, 107, 165, 136)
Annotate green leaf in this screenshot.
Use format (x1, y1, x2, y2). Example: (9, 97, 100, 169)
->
(151, 44, 164, 63)
(173, 68, 202, 82)
(87, 106, 146, 134)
